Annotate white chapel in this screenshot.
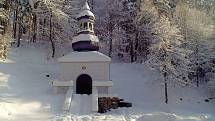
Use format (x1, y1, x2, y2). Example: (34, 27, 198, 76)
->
(52, 1, 113, 112)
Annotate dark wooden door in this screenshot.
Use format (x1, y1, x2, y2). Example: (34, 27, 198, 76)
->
(76, 74, 92, 95)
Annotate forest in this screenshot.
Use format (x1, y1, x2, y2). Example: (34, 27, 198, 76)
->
(0, 0, 215, 104)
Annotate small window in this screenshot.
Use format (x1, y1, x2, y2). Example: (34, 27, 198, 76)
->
(83, 22, 87, 29)
(80, 22, 83, 29)
(44, 19, 47, 26)
(89, 23, 92, 31)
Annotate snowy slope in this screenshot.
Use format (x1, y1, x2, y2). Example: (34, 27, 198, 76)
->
(0, 43, 64, 121)
(0, 42, 215, 121)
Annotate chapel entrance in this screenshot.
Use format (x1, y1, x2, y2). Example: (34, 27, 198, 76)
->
(76, 74, 92, 95)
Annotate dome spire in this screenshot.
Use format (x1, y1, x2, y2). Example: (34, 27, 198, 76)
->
(82, 0, 90, 10)
(77, 0, 95, 20)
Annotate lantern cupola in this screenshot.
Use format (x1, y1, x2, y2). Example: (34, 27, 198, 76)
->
(72, 1, 99, 51)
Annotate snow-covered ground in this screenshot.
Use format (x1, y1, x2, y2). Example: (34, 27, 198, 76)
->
(0, 42, 215, 121)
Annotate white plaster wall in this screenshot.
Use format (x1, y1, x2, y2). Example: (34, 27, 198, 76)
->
(60, 62, 110, 81)
(59, 62, 110, 93)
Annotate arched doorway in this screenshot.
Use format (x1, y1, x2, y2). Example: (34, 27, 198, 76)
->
(76, 74, 92, 95)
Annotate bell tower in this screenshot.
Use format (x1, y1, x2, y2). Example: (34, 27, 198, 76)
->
(72, 0, 99, 51)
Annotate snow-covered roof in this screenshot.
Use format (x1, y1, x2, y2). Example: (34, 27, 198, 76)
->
(58, 51, 111, 63)
(72, 34, 99, 43)
(77, 1, 95, 19)
(77, 10, 95, 19)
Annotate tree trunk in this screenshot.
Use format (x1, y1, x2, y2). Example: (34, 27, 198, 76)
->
(134, 32, 138, 62)
(32, 13, 37, 42)
(130, 40, 134, 63)
(28, 17, 32, 40)
(13, 8, 18, 39)
(43, 19, 46, 35)
(108, 31, 113, 58)
(164, 75, 168, 104)
(164, 58, 168, 104)
(195, 40, 199, 87)
(3, 45, 7, 59)
(108, 17, 113, 58)
(17, 19, 22, 47)
(49, 13, 55, 58)
(196, 75, 199, 87)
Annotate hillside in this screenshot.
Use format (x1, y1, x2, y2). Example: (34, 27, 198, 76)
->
(0, 42, 214, 121)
